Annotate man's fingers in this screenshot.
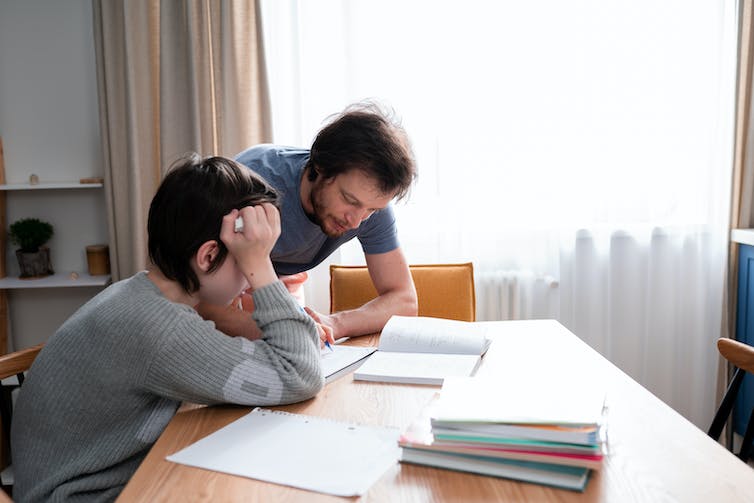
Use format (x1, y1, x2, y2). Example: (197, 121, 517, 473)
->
(322, 323, 335, 345)
(304, 306, 320, 323)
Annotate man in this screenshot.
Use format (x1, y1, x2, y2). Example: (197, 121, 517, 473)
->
(198, 103, 418, 340)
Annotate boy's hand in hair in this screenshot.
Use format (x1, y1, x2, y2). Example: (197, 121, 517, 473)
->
(220, 204, 281, 291)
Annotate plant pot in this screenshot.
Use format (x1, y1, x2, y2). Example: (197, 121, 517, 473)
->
(16, 246, 54, 279)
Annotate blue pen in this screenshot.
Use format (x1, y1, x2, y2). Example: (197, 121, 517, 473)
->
(324, 340, 334, 352)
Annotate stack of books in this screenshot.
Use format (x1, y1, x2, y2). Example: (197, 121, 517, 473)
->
(399, 377, 607, 492)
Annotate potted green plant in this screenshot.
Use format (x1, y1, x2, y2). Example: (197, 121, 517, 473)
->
(8, 218, 54, 278)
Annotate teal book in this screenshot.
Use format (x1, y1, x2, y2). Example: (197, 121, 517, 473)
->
(400, 448, 591, 492)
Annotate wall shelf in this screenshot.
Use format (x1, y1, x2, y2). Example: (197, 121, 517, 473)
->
(0, 182, 103, 191)
(0, 273, 111, 289)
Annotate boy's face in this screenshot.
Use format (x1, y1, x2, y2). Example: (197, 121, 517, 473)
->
(198, 254, 249, 306)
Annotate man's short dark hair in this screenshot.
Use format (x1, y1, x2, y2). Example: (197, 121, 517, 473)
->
(148, 154, 279, 294)
(306, 102, 416, 200)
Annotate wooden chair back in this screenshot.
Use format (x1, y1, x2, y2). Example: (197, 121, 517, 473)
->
(330, 263, 476, 322)
(708, 338, 754, 462)
(0, 344, 43, 494)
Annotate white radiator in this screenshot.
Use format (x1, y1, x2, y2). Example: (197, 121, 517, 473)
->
(474, 270, 559, 321)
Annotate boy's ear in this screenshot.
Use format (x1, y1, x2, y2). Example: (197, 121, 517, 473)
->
(195, 240, 219, 273)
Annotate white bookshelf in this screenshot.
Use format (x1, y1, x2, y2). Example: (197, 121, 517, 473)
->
(0, 273, 111, 289)
(0, 181, 111, 290)
(0, 182, 102, 191)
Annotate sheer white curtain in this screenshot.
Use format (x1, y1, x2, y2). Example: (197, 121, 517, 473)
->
(259, 0, 737, 428)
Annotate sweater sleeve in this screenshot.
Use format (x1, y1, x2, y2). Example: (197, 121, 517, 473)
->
(144, 281, 324, 406)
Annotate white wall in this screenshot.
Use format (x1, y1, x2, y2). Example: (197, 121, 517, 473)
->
(0, 0, 107, 349)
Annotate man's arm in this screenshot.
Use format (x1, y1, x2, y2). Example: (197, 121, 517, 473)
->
(306, 247, 418, 339)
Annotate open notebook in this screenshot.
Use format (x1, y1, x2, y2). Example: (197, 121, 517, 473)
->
(354, 316, 492, 385)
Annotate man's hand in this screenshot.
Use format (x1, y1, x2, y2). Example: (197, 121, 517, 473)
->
(305, 307, 338, 345)
(316, 321, 335, 349)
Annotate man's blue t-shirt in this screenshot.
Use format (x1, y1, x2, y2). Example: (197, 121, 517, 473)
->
(235, 144, 400, 275)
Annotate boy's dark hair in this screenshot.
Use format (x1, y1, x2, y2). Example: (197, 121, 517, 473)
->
(305, 102, 416, 201)
(148, 154, 279, 294)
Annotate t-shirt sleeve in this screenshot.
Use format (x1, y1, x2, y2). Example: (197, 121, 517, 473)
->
(357, 204, 400, 254)
(144, 281, 324, 406)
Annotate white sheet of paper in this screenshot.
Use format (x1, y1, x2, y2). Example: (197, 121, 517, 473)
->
(167, 408, 400, 496)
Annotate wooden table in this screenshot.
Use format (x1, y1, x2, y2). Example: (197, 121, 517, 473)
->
(118, 320, 754, 502)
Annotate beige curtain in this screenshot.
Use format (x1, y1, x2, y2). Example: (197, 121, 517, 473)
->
(732, 1, 754, 233)
(92, 0, 271, 280)
(719, 0, 754, 444)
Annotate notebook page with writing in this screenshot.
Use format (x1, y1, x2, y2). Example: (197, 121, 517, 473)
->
(379, 316, 491, 355)
(167, 408, 400, 497)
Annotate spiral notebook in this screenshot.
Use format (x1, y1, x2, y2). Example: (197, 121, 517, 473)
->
(166, 408, 401, 496)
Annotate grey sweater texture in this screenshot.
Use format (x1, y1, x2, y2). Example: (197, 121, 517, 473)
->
(10, 272, 323, 502)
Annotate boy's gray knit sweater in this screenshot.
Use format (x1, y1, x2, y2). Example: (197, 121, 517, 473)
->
(10, 272, 324, 502)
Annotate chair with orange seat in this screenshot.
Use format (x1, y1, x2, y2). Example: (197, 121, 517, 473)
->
(329, 262, 476, 322)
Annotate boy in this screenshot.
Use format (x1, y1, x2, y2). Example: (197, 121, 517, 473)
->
(11, 155, 324, 502)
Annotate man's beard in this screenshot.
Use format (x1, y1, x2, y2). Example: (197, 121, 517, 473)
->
(308, 183, 345, 238)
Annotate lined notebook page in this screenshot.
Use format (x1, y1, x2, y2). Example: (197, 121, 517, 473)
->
(379, 316, 491, 355)
(167, 408, 400, 496)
